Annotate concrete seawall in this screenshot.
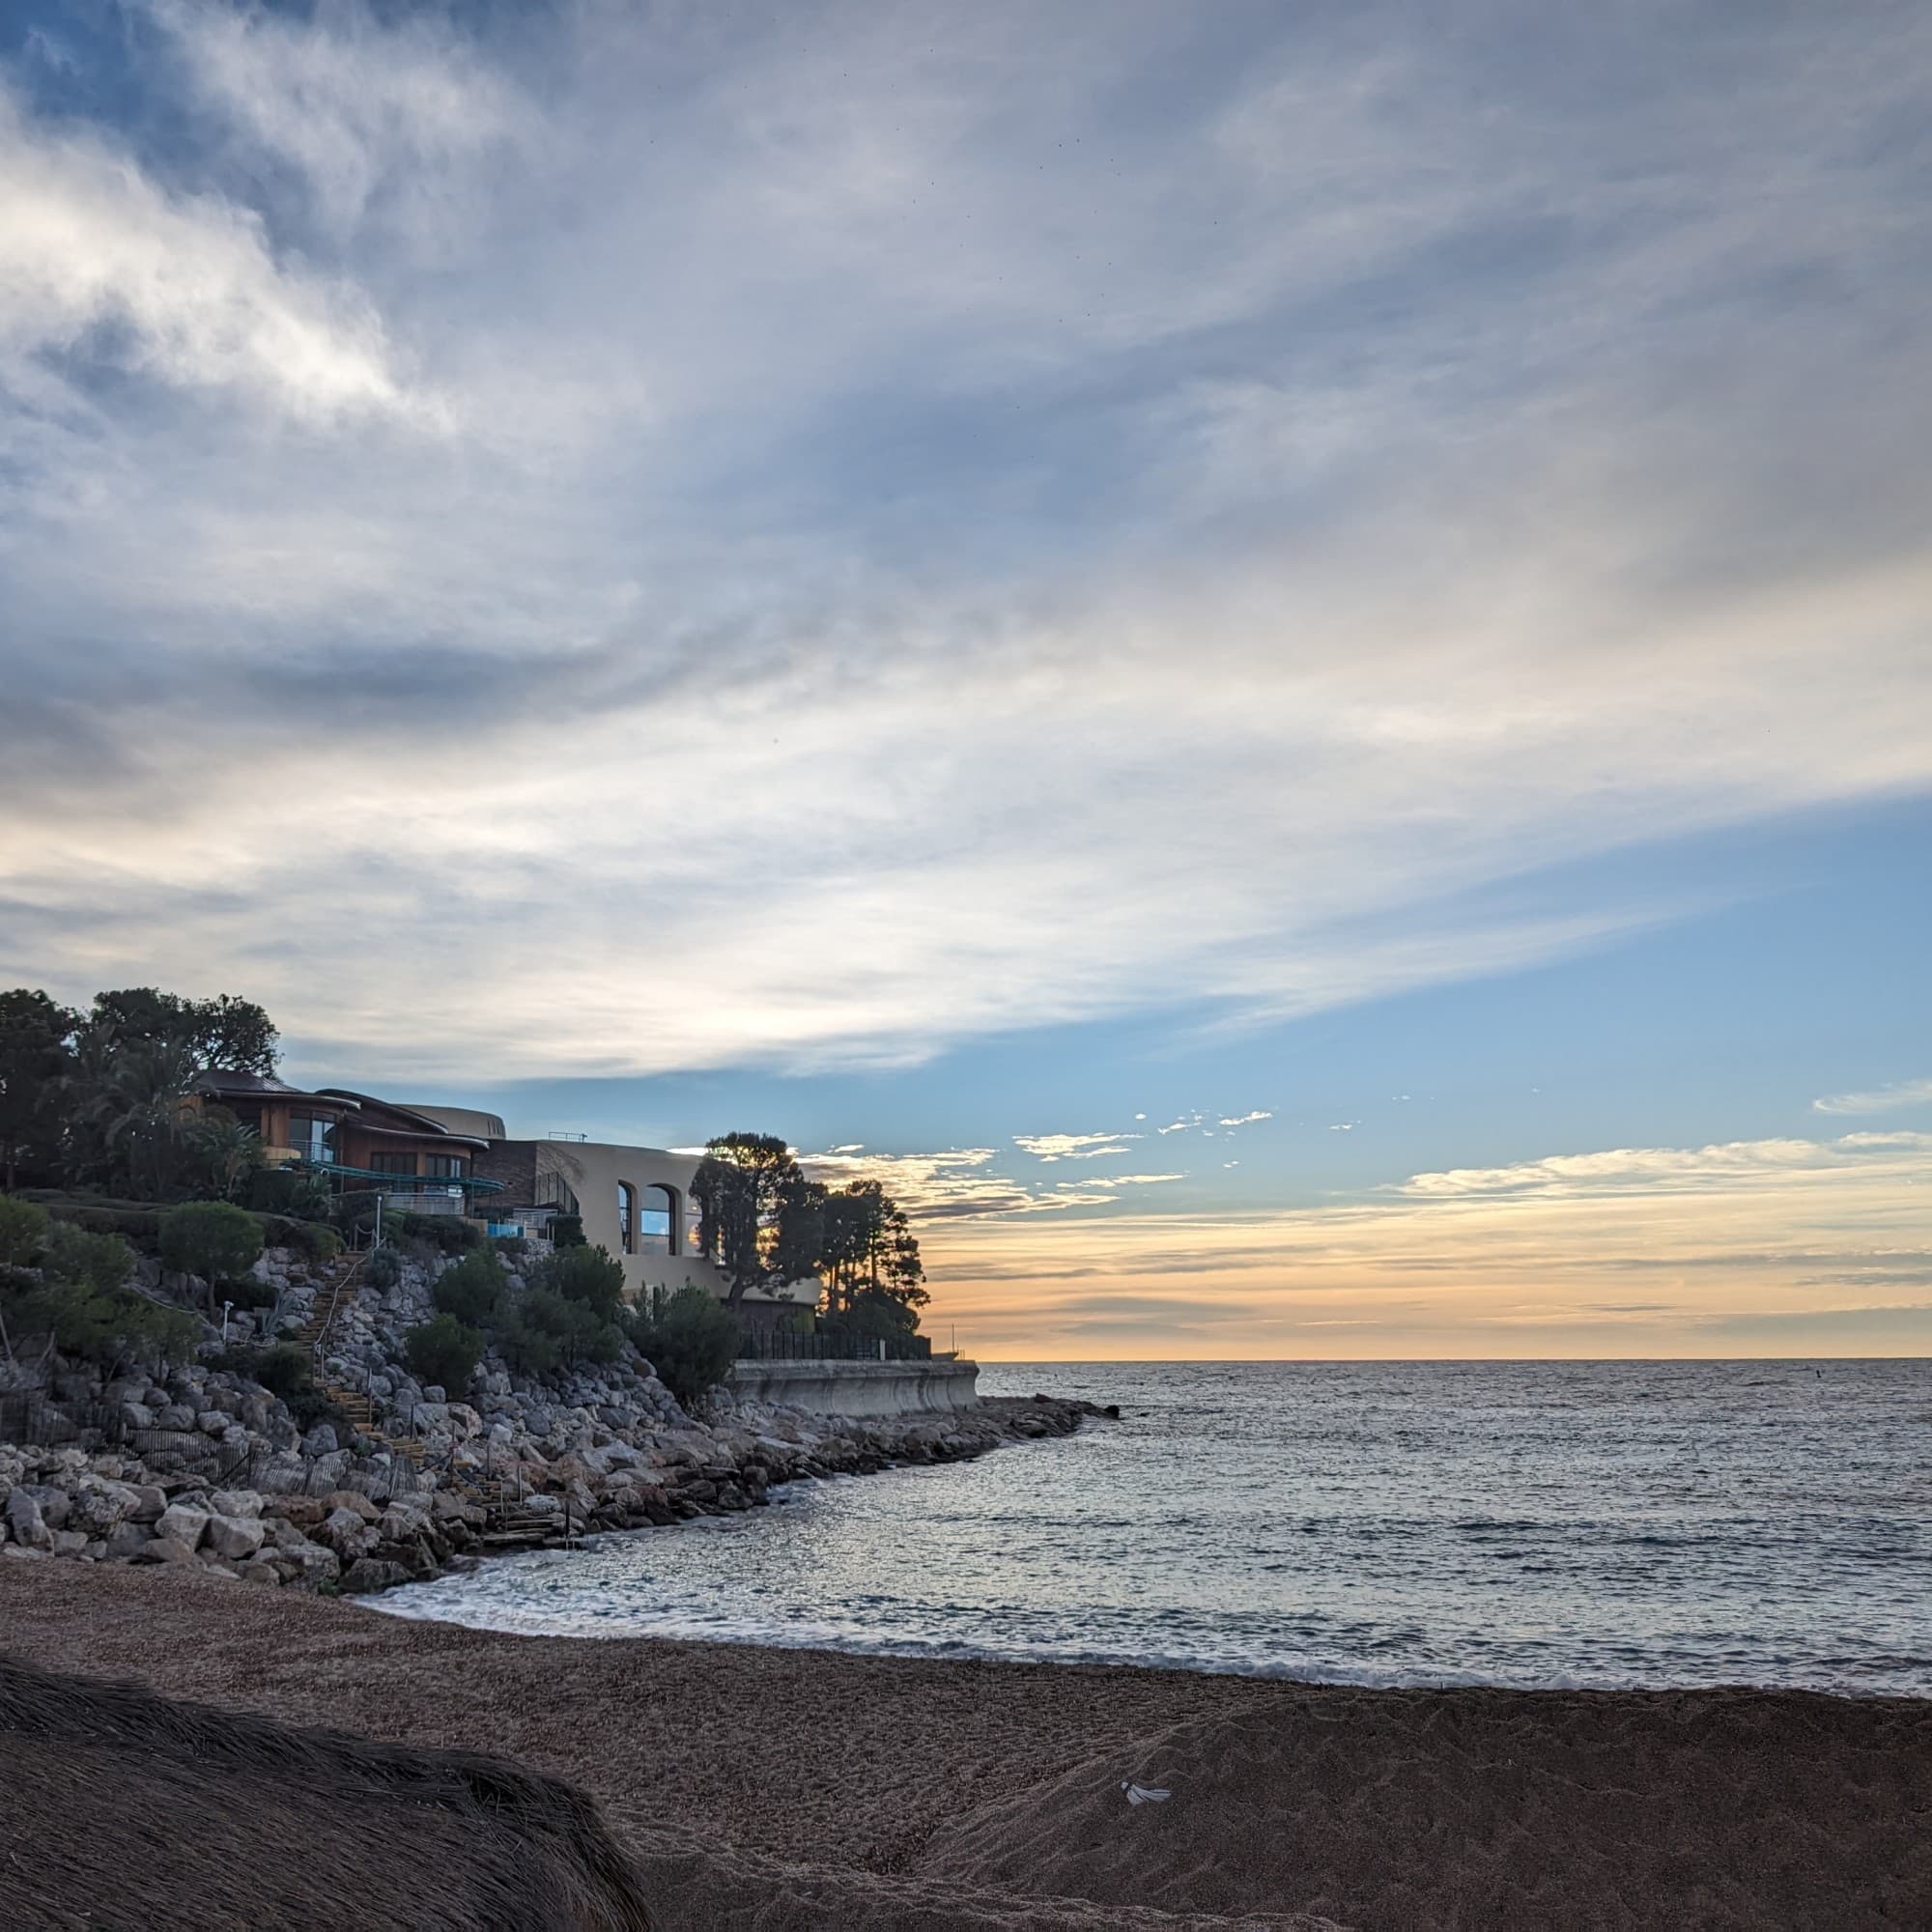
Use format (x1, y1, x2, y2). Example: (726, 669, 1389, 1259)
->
(725, 1358, 980, 1417)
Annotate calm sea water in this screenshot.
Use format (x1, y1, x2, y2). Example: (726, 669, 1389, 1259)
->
(375, 1360, 1932, 1692)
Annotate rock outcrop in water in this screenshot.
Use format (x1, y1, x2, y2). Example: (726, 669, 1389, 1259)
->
(0, 1244, 1095, 1594)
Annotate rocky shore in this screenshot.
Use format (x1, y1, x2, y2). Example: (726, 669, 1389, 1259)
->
(0, 1243, 1098, 1595)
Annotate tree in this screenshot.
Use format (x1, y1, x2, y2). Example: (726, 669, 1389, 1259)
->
(185, 1110, 264, 1201)
(158, 1201, 263, 1306)
(815, 1179, 926, 1322)
(403, 1313, 485, 1394)
(496, 1288, 619, 1376)
(3, 1222, 197, 1387)
(80, 988, 277, 1075)
(691, 1132, 814, 1308)
(0, 990, 76, 1190)
(433, 1249, 508, 1327)
(0, 1194, 48, 1271)
(82, 1036, 203, 1199)
(535, 1242, 627, 1325)
(629, 1284, 740, 1407)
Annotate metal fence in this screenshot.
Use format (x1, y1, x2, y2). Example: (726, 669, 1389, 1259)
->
(734, 1328, 932, 1363)
(0, 1393, 424, 1499)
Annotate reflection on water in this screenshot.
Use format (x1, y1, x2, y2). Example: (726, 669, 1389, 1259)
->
(375, 1359, 1932, 1691)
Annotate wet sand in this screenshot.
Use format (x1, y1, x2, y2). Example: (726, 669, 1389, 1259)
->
(1, 1560, 1926, 1929)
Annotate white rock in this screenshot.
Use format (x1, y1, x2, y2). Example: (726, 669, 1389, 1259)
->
(210, 1489, 265, 1519)
(203, 1514, 268, 1562)
(3, 1489, 52, 1551)
(154, 1504, 211, 1550)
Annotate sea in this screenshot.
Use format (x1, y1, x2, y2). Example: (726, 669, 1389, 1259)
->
(373, 1359, 1932, 1693)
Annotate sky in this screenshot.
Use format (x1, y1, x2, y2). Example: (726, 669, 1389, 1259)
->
(1, 1, 1927, 1359)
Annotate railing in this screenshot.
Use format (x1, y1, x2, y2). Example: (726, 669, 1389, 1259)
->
(734, 1329, 933, 1363)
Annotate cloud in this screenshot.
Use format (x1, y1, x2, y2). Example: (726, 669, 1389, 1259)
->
(3, 6, 1932, 1077)
(1011, 1132, 1143, 1162)
(0, 82, 429, 425)
(1394, 1134, 1932, 1200)
(1088, 1173, 1184, 1187)
(928, 1128, 1932, 1358)
(799, 1145, 1120, 1219)
(146, 0, 530, 244)
(1812, 1079, 1932, 1117)
(1218, 1110, 1272, 1127)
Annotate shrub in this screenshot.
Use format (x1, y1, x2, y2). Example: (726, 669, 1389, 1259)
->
(548, 1214, 585, 1249)
(0, 1194, 48, 1269)
(47, 1203, 163, 1251)
(630, 1286, 739, 1407)
(42, 1220, 134, 1295)
(535, 1243, 625, 1325)
(403, 1313, 484, 1394)
(434, 1249, 506, 1327)
(242, 1341, 316, 1401)
(159, 1202, 263, 1288)
(214, 1272, 277, 1313)
(395, 1212, 483, 1256)
(256, 1213, 341, 1263)
(363, 1245, 403, 1290)
(245, 1164, 332, 1221)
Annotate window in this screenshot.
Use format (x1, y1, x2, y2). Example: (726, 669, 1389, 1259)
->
(639, 1184, 676, 1256)
(286, 1115, 336, 1162)
(423, 1154, 469, 1179)
(617, 1180, 638, 1254)
(369, 1151, 416, 1176)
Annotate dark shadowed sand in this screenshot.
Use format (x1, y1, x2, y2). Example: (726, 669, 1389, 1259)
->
(1, 1561, 1927, 1930)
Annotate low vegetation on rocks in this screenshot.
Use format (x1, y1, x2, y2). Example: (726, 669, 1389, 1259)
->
(1, 1214, 1098, 1598)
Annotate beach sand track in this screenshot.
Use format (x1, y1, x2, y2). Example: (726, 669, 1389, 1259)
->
(916, 1694, 1932, 1929)
(0, 1560, 1926, 1929)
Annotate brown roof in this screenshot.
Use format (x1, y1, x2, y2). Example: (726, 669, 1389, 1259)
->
(197, 1069, 354, 1110)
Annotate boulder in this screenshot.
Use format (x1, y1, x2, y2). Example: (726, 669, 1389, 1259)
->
(203, 1514, 268, 1562)
(50, 1529, 90, 1558)
(314, 1509, 378, 1561)
(268, 1537, 340, 1587)
(133, 1536, 200, 1566)
(196, 1410, 229, 1436)
(128, 1484, 168, 1523)
(321, 1490, 381, 1524)
(339, 1557, 413, 1594)
(19, 1484, 71, 1530)
(210, 1489, 265, 1520)
(236, 1558, 283, 1587)
(153, 1504, 211, 1550)
(4, 1490, 52, 1552)
(103, 1523, 154, 1562)
(302, 1422, 339, 1456)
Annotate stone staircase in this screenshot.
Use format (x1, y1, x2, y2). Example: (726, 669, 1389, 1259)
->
(457, 1472, 582, 1548)
(295, 1254, 423, 1474)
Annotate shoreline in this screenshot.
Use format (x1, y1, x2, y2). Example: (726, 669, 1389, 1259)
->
(2, 1559, 1926, 1929)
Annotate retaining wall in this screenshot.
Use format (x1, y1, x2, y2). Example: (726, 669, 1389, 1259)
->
(725, 1358, 980, 1417)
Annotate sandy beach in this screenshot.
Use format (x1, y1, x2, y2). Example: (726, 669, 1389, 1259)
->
(2, 1559, 1927, 1930)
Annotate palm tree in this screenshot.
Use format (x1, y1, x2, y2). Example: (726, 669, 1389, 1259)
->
(87, 1037, 204, 1199)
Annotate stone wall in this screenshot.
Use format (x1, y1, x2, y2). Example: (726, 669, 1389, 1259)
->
(725, 1358, 980, 1416)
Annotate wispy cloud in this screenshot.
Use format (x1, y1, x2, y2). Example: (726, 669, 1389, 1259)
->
(931, 1130, 1932, 1358)
(1011, 1132, 1143, 1162)
(1812, 1079, 1932, 1117)
(2, 7, 1930, 1078)
(1218, 1110, 1272, 1127)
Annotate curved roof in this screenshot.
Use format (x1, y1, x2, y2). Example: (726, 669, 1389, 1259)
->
(398, 1103, 509, 1141)
(316, 1090, 492, 1149)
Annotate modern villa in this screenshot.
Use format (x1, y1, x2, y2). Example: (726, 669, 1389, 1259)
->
(193, 1072, 812, 1328)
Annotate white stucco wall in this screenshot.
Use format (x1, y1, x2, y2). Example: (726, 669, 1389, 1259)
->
(726, 1358, 980, 1416)
(516, 1138, 814, 1315)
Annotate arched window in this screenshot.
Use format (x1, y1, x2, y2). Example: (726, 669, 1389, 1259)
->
(617, 1180, 639, 1255)
(639, 1183, 677, 1256)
